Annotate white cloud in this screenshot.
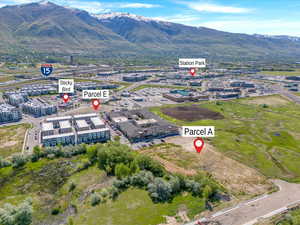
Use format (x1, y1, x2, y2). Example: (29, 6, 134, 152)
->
(119, 3, 160, 9)
(198, 19, 300, 36)
(184, 2, 251, 14)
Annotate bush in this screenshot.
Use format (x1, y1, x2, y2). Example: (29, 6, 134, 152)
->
(115, 163, 131, 179)
(147, 178, 172, 202)
(76, 159, 91, 172)
(0, 157, 11, 168)
(51, 207, 60, 215)
(69, 182, 76, 192)
(136, 155, 165, 177)
(90, 193, 101, 206)
(97, 142, 134, 175)
(0, 198, 33, 225)
(130, 171, 154, 188)
(87, 145, 98, 163)
(12, 154, 27, 168)
(100, 188, 109, 198)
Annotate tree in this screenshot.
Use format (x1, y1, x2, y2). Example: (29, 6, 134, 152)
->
(147, 178, 172, 202)
(0, 198, 33, 225)
(136, 155, 165, 177)
(115, 163, 130, 179)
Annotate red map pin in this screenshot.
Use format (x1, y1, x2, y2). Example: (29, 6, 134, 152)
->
(92, 99, 100, 110)
(189, 68, 196, 76)
(194, 137, 204, 153)
(62, 93, 69, 103)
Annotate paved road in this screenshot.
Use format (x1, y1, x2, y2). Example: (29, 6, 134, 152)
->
(186, 180, 300, 225)
(272, 84, 300, 104)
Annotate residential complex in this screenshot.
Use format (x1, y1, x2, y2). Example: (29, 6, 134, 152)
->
(41, 113, 110, 146)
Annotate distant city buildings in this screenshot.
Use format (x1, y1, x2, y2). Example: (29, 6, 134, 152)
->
(41, 113, 110, 146)
(75, 82, 118, 91)
(163, 90, 209, 102)
(123, 74, 148, 82)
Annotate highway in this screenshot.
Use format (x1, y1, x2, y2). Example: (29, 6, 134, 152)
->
(185, 180, 300, 225)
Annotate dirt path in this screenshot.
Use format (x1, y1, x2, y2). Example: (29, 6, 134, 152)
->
(186, 180, 300, 225)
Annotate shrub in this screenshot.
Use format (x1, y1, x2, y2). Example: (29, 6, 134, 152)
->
(147, 178, 172, 202)
(69, 182, 76, 192)
(130, 171, 154, 188)
(0, 198, 33, 225)
(51, 207, 60, 215)
(0, 157, 11, 168)
(12, 154, 27, 168)
(100, 188, 109, 198)
(115, 163, 131, 179)
(90, 193, 101, 206)
(136, 155, 165, 177)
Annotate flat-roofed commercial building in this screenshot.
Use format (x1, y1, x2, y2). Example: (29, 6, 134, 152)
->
(107, 109, 179, 143)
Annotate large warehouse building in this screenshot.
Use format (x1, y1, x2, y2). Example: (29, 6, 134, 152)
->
(107, 109, 179, 143)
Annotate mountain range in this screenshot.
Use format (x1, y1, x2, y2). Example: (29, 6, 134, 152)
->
(1, 1, 300, 62)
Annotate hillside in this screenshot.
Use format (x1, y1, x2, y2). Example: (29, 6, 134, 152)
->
(1, 1, 300, 62)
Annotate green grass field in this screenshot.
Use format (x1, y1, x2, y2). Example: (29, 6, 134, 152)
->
(74, 188, 205, 225)
(150, 95, 300, 182)
(0, 123, 31, 158)
(262, 69, 300, 76)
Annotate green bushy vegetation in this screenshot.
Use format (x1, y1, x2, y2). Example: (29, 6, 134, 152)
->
(0, 141, 223, 225)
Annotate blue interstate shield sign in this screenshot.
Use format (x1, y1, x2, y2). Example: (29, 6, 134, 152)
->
(41, 64, 53, 76)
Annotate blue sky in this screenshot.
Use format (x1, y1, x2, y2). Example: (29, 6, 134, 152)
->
(1, 0, 300, 36)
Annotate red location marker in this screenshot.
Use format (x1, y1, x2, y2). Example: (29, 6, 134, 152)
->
(194, 137, 204, 153)
(62, 93, 69, 103)
(189, 68, 196, 76)
(92, 99, 100, 110)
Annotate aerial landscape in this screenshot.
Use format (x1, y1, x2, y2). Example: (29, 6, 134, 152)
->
(0, 0, 300, 225)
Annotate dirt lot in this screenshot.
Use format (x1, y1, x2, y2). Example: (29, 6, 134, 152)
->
(0, 124, 30, 158)
(142, 136, 274, 197)
(242, 95, 290, 106)
(161, 105, 224, 121)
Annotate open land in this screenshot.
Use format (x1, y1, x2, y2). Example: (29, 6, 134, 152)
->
(0, 123, 30, 158)
(150, 95, 300, 183)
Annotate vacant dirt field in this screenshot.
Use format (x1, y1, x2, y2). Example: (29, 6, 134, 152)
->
(0, 124, 30, 158)
(161, 105, 224, 121)
(142, 136, 274, 197)
(243, 95, 290, 106)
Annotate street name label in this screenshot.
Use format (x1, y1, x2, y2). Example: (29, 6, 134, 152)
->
(178, 58, 206, 68)
(82, 90, 109, 99)
(182, 126, 215, 137)
(58, 79, 74, 93)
